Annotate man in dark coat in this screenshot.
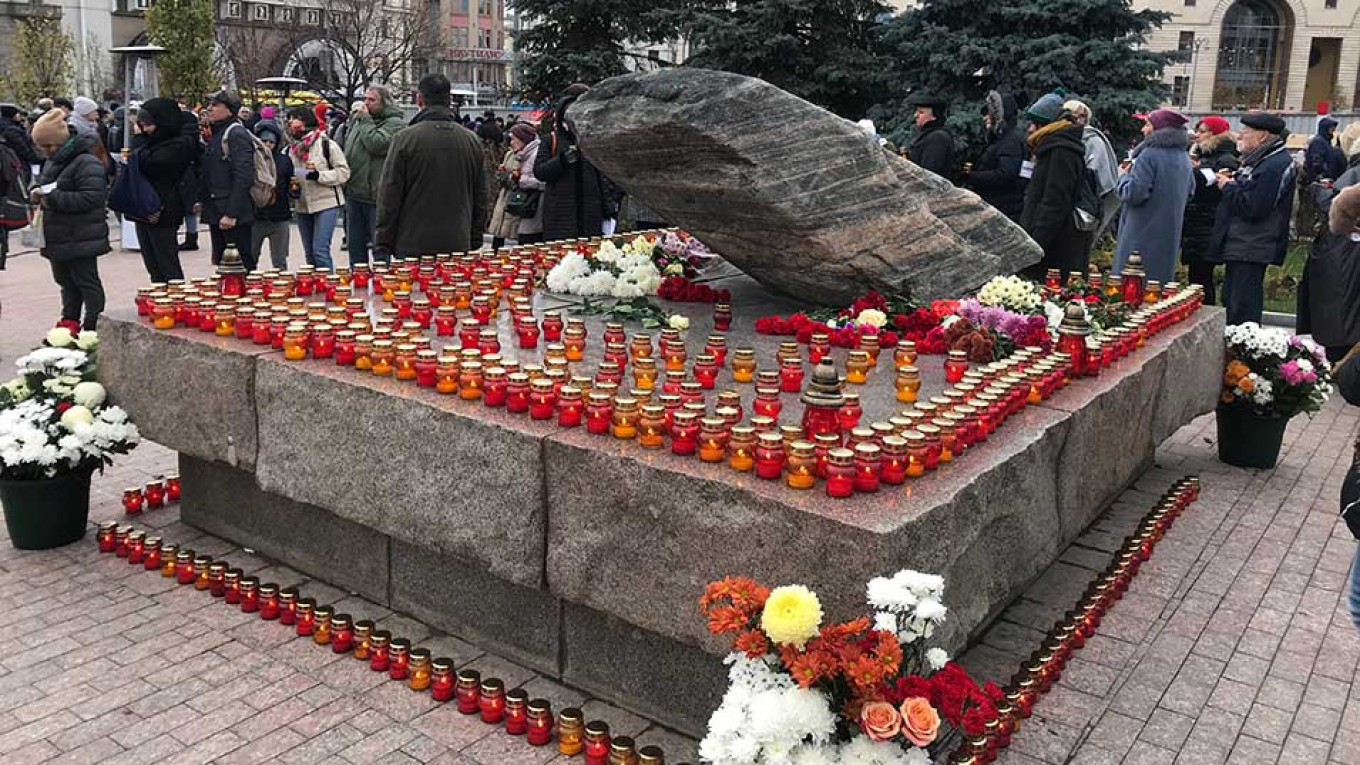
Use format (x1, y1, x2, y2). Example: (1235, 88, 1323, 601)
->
(130, 98, 190, 282)
(200, 90, 257, 270)
(1208, 112, 1296, 325)
(1305, 116, 1346, 183)
(964, 91, 1026, 221)
(1181, 116, 1239, 305)
(905, 93, 956, 181)
(376, 73, 487, 256)
(30, 110, 109, 332)
(1019, 93, 1089, 280)
(0, 104, 41, 172)
(534, 83, 611, 242)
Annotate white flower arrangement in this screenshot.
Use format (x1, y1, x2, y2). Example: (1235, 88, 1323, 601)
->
(867, 569, 948, 645)
(544, 240, 665, 299)
(977, 275, 1041, 313)
(0, 334, 139, 481)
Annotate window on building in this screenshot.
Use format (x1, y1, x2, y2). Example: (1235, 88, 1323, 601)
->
(253, 3, 269, 21)
(1171, 76, 1190, 106)
(306, 8, 320, 24)
(453, 28, 468, 47)
(133, 0, 150, 8)
(227, 1, 241, 17)
(1185, 0, 1195, 6)
(280, 6, 293, 22)
(1178, 31, 1195, 52)
(1213, 0, 1290, 109)
(1324, 0, 1336, 7)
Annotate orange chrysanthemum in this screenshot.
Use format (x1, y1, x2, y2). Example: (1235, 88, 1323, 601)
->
(734, 629, 771, 658)
(706, 605, 750, 635)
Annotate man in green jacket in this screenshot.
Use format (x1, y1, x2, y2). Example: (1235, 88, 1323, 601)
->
(344, 84, 405, 266)
(376, 74, 487, 257)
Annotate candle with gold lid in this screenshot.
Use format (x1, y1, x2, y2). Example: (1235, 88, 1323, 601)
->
(611, 397, 640, 439)
(730, 348, 757, 383)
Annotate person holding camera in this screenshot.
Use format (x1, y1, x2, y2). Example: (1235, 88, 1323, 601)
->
(534, 83, 612, 242)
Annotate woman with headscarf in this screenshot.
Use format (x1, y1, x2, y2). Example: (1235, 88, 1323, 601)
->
(1114, 109, 1196, 284)
(1019, 93, 1089, 280)
(1180, 116, 1239, 305)
(129, 98, 190, 282)
(964, 91, 1026, 221)
(286, 105, 349, 271)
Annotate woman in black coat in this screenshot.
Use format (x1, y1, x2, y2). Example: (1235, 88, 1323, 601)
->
(131, 98, 190, 282)
(1019, 95, 1090, 280)
(534, 88, 610, 241)
(30, 111, 110, 332)
(965, 91, 1026, 221)
(1180, 118, 1239, 306)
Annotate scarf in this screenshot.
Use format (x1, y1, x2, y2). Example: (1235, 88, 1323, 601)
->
(1027, 119, 1073, 151)
(1240, 135, 1285, 170)
(291, 129, 326, 165)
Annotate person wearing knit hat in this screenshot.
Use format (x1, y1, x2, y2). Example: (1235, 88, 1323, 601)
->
(963, 91, 1026, 222)
(342, 84, 405, 266)
(1113, 107, 1194, 285)
(1020, 94, 1089, 279)
(66, 96, 101, 139)
(1181, 115, 1240, 306)
(1207, 111, 1296, 324)
(30, 106, 110, 332)
(487, 119, 545, 248)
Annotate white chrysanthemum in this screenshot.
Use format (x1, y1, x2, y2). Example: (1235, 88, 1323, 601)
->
(914, 597, 947, 623)
(75, 331, 99, 350)
(926, 647, 950, 670)
(72, 381, 106, 408)
(45, 327, 74, 347)
(873, 611, 898, 634)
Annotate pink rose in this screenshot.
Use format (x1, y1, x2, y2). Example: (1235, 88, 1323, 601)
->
(860, 701, 902, 742)
(900, 697, 940, 747)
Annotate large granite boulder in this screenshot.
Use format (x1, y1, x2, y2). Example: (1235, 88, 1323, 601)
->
(570, 68, 1043, 305)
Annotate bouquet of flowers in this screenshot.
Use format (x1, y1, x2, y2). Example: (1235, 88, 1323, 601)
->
(1221, 323, 1331, 418)
(546, 233, 717, 299)
(954, 299, 1051, 355)
(698, 570, 1000, 765)
(0, 329, 140, 481)
(976, 276, 1042, 314)
(754, 292, 932, 349)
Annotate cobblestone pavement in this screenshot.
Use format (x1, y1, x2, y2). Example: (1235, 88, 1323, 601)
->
(5, 232, 1360, 763)
(968, 397, 1360, 765)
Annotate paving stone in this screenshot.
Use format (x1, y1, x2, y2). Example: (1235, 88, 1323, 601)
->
(1278, 732, 1332, 765)
(1140, 708, 1197, 751)
(1085, 711, 1144, 755)
(1244, 701, 1295, 745)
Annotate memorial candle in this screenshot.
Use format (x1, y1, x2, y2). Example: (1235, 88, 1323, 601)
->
(944, 350, 969, 384)
(122, 487, 144, 515)
(528, 378, 557, 420)
(278, 587, 299, 625)
(388, 638, 410, 678)
(584, 721, 611, 765)
(808, 333, 831, 365)
(368, 631, 391, 671)
(145, 478, 165, 509)
(96, 521, 116, 552)
(557, 386, 584, 427)
(294, 599, 316, 636)
(563, 327, 587, 361)
(730, 349, 757, 383)
(505, 689, 530, 734)
(670, 411, 700, 456)
(542, 312, 564, 342)
(456, 670, 482, 714)
(755, 432, 786, 480)
(458, 362, 484, 400)
(584, 391, 615, 435)
(431, 658, 455, 701)
(838, 393, 863, 432)
(125, 531, 145, 564)
(895, 366, 921, 403)
(526, 699, 554, 746)
(713, 303, 732, 331)
(753, 387, 782, 419)
(611, 397, 640, 439)
(479, 678, 505, 723)
(192, 556, 213, 590)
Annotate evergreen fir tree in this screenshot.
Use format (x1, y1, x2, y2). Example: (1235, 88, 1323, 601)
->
(873, 0, 1179, 156)
(683, 0, 891, 119)
(146, 0, 217, 102)
(511, 0, 686, 103)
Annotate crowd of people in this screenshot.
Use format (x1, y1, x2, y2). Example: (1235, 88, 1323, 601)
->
(894, 91, 1360, 346)
(0, 74, 625, 335)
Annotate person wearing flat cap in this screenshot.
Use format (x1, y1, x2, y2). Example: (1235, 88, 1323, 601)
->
(1207, 111, 1295, 325)
(199, 89, 258, 271)
(1114, 108, 1195, 285)
(905, 93, 956, 181)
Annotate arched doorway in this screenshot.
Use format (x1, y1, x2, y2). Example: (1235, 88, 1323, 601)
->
(1213, 0, 1292, 110)
(284, 39, 356, 100)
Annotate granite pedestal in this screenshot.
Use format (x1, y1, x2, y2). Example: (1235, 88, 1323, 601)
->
(98, 275, 1224, 736)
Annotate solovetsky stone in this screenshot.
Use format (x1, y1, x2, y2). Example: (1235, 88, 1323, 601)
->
(570, 68, 1043, 305)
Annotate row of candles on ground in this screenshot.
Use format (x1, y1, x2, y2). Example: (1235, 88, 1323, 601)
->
(94, 523, 687, 765)
(1043, 252, 1164, 310)
(946, 476, 1202, 765)
(121, 473, 180, 515)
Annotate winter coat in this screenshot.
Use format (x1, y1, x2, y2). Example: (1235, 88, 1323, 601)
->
(375, 105, 487, 256)
(253, 121, 293, 223)
(1304, 118, 1346, 182)
(907, 119, 956, 181)
(1208, 140, 1296, 266)
(1082, 125, 1121, 198)
(1020, 121, 1089, 274)
(200, 117, 256, 226)
(343, 106, 405, 206)
(37, 134, 110, 262)
(488, 148, 522, 241)
(178, 111, 203, 221)
(1181, 133, 1240, 263)
(0, 118, 40, 169)
(967, 124, 1026, 221)
(131, 99, 191, 229)
(534, 121, 609, 241)
(290, 131, 349, 215)
(515, 138, 545, 236)
(1114, 127, 1196, 283)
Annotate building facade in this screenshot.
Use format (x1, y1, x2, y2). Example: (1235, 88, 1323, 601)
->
(438, 0, 510, 107)
(1137, 0, 1360, 112)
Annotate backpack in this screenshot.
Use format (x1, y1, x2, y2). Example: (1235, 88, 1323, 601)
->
(222, 122, 278, 207)
(107, 149, 163, 224)
(0, 141, 32, 231)
(1072, 166, 1101, 232)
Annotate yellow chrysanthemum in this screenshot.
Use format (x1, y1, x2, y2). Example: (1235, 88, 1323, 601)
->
(761, 585, 823, 648)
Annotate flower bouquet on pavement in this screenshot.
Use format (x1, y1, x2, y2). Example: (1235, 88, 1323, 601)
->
(1216, 323, 1331, 469)
(698, 570, 1001, 764)
(0, 329, 140, 548)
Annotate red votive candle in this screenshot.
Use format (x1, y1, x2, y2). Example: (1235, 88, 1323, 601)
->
(145, 479, 166, 509)
(388, 639, 410, 678)
(97, 521, 117, 552)
(527, 699, 553, 746)
(294, 599, 316, 636)
(239, 578, 259, 612)
(369, 631, 391, 671)
(431, 658, 455, 702)
(505, 689, 529, 734)
(479, 678, 505, 723)
(222, 569, 242, 603)
(259, 583, 280, 619)
(122, 487, 144, 515)
(456, 670, 481, 714)
(278, 587, 298, 625)
(825, 449, 855, 498)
